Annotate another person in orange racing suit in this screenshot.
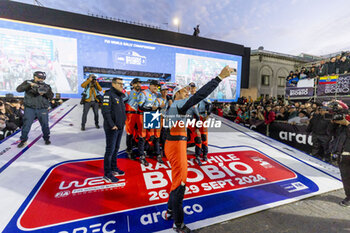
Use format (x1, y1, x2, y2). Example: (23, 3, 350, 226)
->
(123, 78, 141, 159)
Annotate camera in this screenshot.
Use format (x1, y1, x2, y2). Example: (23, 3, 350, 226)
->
(31, 81, 49, 95)
(324, 101, 348, 121)
(37, 83, 50, 95)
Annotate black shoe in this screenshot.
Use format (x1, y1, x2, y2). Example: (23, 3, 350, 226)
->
(157, 155, 164, 164)
(112, 168, 125, 176)
(95, 124, 100, 129)
(140, 156, 149, 166)
(203, 154, 208, 161)
(81, 125, 85, 131)
(195, 157, 202, 166)
(165, 209, 173, 220)
(103, 174, 119, 183)
(339, 198, 350, 207)
(45, 140, 51, 145)
(17, 140, 27, 148)
(173, 223, 191, 233)
(126, 149, 135, 160)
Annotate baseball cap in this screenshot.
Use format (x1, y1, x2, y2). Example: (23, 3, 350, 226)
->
(150, 80, 160, 86)
(131, 78, 141, 85)
(172, 85, 189, 100)
(189, 82, 196, 87)
(33, 71, 46, 80)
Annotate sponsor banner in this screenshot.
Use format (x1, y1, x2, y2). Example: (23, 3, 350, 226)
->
(269, 122, 312, 154)
(285, 87, 314, 97)
(317, 74, 350, 96)
(5, 150, 319, 233)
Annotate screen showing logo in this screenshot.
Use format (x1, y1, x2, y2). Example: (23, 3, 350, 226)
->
(143, 111, 161, 129)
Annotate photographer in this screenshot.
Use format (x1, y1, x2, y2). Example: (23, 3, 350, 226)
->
(327, 101, 350, 207)
(16, 71, 53, 148)
(81, 74, 102, 130)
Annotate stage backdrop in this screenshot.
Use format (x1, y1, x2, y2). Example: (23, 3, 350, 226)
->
(0, 18, 241, 101)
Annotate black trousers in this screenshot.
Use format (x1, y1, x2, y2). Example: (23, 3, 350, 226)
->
(339, 155, 350, 199)
(311, 134, 330, 159)
(167, 184, 186, 226)
(20, 107, 50, 142)
(82, 101, 99, 126)
(103, 126, 123, 175)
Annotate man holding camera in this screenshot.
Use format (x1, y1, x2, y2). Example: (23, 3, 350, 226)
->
(81, 74, 102, 130)
(16, 71, 53, 148)
(327, 101, 350, 207)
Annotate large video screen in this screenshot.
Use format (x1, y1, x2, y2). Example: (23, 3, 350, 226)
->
(0, 18, 242, 101)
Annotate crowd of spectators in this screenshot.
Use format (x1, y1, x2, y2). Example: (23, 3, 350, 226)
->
(286, 52, 350, 86)
(0, 96, 64, 141)
(212, 95, 350, 166)
(213, 96, 320, 126)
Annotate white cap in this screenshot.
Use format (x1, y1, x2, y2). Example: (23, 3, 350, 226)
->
(172, 85, 188, 100)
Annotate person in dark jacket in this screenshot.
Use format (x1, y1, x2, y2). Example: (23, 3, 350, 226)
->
(275, 106, 289, 121)
(327, 57, 337, 75)
(308, 67, 318, 79)
(339, 56, 350, 74)
(16, 71, 53, 148)
(307, 106, 331, 161)
(101, 78, 126, 183)
(8, 99, 23, 128)
(327, 103, 350, 207)
(317, 60, 329, 77)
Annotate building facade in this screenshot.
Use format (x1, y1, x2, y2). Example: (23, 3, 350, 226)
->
(242, 49, 309, 100)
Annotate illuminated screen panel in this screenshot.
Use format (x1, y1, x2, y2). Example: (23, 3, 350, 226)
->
(0, 18, 242, 101)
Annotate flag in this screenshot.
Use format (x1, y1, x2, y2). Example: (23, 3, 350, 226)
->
(319, 75, 338, 84)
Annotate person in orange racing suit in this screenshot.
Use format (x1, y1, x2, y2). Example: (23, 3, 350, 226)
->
(187, 82, 202, 165)
(123, 78, 141, 159)
(153, 85, 171, 163)
(137, 80, 162, 166)
(164, 66, 235, 233)
(197, 97, 212, 161)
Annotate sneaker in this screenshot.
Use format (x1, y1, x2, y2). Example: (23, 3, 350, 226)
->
(140, 156, 149, 166)
(103, 174, 119, 183)
(165, 209, 173, 220)
(45, 140, 51, 145)
(95, 124, 100, 129)
(17, 140, 27, 148)
(112, 168, 125, 176)
(203, 154, 208, 162)
(195, 157, 202, 166)
(157, 155, 164, 164)
(173, 223, 191, 233)
(339, 198, 350, 207)
(81, 125, 85, 131)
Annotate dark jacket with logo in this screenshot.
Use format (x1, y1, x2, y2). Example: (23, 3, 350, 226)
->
(102, 87, 126, 130)
(16, 80, 53, 109)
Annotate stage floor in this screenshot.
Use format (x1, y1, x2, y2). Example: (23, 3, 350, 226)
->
(0, 99, 342, 233)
